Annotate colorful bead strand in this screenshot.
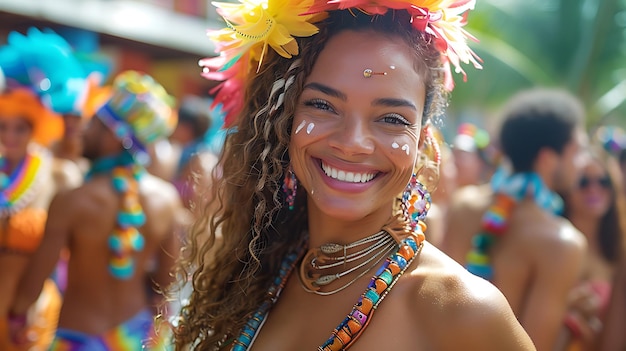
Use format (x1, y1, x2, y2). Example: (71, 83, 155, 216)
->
(232, 244, 305, 351)
(87, 152, 146, 280)
(108, 164, 146, 279)
(465, 193, 516, 280)
(466, 169, 564, 281)
(401, 175, 431, 232)
(318, 222, 425, 351)
(0, 148, 50, 217)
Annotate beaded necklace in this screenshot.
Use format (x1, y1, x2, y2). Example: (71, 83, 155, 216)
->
(0, 148, 50, 218)
(86, 152, 146, 279)
(466, 169, 563, 280)
(231, 220, 426, 351)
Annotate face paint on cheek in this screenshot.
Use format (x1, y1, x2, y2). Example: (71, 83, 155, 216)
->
(295, 120, 306, 134)
(306, 122, 315, 134)
(401, 144, 410, 156)
(392, 142, 399, 149)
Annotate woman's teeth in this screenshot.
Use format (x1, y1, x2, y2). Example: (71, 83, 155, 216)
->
(321, 162, 376, 183)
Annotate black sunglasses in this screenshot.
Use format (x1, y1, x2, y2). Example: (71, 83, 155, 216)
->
(579, 175, 611, 189)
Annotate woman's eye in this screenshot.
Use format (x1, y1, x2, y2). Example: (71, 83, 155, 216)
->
(380, 114, 411, 126)
(304, 99, 334, 112)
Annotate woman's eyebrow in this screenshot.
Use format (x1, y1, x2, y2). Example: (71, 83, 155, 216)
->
(372, 98, 417, 111)
(303, 82, 347, 101)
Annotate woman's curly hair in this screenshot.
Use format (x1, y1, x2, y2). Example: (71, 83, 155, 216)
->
(172, 9, 447, 350)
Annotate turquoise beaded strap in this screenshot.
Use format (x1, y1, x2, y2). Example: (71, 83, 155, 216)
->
(232, 247, 304, 351)
(466, 168, 563, 280)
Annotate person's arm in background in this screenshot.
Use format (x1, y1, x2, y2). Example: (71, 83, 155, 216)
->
(9, 191, 74, 343)
(598, 257, 626, 351)
(520, 227, 586, 351)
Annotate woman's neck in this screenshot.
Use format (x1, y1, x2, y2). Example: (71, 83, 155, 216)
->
(306, 199, 396, 248)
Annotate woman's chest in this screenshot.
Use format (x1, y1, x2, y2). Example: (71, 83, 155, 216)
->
(248, 276, 433, 351)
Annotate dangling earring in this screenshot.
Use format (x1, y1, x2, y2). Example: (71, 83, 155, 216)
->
(402, 174, 431, 231)
(282, 166, 297, 211)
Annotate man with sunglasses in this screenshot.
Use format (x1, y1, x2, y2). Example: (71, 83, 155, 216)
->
(442, 88, 589, 351)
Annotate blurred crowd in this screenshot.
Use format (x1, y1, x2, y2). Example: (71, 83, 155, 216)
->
(0, 26, 625, 351)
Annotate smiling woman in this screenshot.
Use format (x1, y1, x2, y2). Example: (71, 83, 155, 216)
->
(560, 145, 626, 350)
(172, 1, 536, 351)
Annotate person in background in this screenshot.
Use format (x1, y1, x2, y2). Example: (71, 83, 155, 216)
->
(9, 71, 182, 351)
(0, 88, 66, 351)
(53, 77, 112, 175)
(441, 88, 589, 350)
(452, 122, 498, 188)
(556, 145, 626, 350)
(169, 95, 219, 216)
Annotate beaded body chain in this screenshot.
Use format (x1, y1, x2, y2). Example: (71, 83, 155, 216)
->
(0, 148, 50, 217)
(86, 152, 146, 279)
(232, 244, 305, 351)
(466, 168, 563, 280)
(231, 219, 426, 351)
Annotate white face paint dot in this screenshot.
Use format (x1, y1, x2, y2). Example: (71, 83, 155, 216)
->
(401, 144, 410, 155)
(392, 142, 400, 149)
(390, 65, 396, 70)
(295, 120, 306, 134)
(306, 122, 315, 134)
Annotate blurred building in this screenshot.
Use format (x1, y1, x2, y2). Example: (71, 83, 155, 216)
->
(0, 0, 224, 97)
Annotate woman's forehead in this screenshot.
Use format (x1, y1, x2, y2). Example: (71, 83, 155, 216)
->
(305, 31, 425, 104)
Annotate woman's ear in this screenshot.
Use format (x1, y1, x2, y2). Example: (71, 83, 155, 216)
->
(420, 125, 442, 166)
(418, 127, 426, 150)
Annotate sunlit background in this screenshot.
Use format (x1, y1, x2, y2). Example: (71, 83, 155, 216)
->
(0, 0, 624, 139)
(450, 0, 626, 134)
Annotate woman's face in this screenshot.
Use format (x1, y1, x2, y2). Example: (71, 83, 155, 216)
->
(289, 30, 426, 222)
(0, 117, 33, 160)
(568, 159, 612, 220)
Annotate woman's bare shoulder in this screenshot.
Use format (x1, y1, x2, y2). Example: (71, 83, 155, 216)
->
(404, 243, 536, 350)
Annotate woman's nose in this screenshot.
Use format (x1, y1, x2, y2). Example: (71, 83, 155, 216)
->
(327, 117, 375, 156)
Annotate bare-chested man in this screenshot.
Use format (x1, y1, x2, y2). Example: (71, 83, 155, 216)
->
(441, 88, 589, 351)
(9, 71, 182, 350)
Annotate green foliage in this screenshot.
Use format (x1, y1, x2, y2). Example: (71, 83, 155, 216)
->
(449, 0, 626, 129)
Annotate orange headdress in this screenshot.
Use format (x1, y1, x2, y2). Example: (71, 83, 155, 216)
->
(0, 89, 64, 147)
(79, 74, 112, 119)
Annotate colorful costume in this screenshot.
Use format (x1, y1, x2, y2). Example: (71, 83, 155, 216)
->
(0, 27, 111, 116)
(0, 209, 62, 351)
(50, 309, 160, 351)
(90, 71, 176, 280)
(0, 88, 63, 351)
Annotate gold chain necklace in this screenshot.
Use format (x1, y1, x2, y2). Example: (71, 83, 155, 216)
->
(298, 214, 411, 296)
